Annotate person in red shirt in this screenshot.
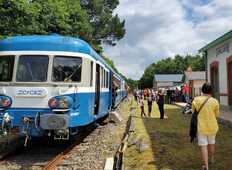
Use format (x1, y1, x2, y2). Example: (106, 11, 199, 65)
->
(183, 84, 190, 102)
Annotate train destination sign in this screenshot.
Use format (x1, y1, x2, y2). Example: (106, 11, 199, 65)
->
(15, 87, 48, 97)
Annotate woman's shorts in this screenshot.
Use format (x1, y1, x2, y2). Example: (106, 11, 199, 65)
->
(198, 134, 216, 146)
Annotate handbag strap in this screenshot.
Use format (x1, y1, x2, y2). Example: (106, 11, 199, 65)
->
(196, 97, 210, 115)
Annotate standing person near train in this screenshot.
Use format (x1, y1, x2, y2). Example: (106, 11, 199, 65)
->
(192, 83, 220, 170)
(157, 89, 165, 119)
(147, 92, 153, 117)
(112, 85, 118, 109)
(139, 96, 146, 117)
(133, 89, 138, 104)
(143, 89, 148, 100)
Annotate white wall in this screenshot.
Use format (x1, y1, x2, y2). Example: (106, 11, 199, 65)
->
(193, 80, 205, 96)
(207, 38, 232, 106)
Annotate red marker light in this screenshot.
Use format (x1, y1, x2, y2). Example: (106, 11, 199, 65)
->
(48, 98, 58, 108)
(2, 98, 10, 107)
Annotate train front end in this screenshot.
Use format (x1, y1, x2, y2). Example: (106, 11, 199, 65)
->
(0, 53, 87, 141)
(0, 35, 117, 143)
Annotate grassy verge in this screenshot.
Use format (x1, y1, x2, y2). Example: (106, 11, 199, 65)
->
(124, 98, 232, 170)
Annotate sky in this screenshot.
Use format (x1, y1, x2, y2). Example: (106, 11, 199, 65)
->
(103, 0, 232, 80)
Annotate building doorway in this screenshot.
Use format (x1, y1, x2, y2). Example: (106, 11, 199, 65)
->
(227, 57, 232, 106)
(210, 61, 220, 101)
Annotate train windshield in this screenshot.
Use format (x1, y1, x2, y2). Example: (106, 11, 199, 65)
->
(52, 56, 82, 82)
(16, 55, 49, 82)
(0, 56, 15, 82)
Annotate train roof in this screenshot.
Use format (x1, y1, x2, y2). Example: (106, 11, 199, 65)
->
(0, 34, 123, 80)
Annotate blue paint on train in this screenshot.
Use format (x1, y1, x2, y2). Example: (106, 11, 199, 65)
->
(0, 35, 127, 139)
(0, 34, 119, 76)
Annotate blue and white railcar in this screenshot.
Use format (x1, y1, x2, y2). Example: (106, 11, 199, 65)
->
(0, 35, 126, 140)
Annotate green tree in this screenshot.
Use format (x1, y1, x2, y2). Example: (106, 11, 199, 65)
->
(126, 78, 139, 90)
(0, 0, 92, 37)
(139, 54, 205, 88)
(0, 0, 125, 48)
(0, 0, 125, 71)
(80, 0, 125, 46)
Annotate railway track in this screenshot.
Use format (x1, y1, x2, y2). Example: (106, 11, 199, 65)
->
(42, 128, 92, 170)
(0, 123, 97, 170)
(0, 107, 127, 170)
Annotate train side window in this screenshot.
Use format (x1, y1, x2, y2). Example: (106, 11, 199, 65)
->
(105, 71, 107, 88)
(90, 61, 93, 86)
(104, 70, 106, 88)
(101, 67, 103, 88)
(0, 55, 14, 82)
(105, 70, 107, 88)
(103, 70, 106, 88)
(106, 72, 109, 88)
(17, 55, 49, 82)
(100, 67, 102, 88)
(52, 56, 82, 82)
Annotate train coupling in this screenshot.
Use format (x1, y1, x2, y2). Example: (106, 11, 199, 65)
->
(54, 129, 69, 140)
(21, 116, 34, 147)
(1, 112, 13, 135)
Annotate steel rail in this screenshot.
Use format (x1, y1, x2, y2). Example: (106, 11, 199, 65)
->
(42, 124, 97, 170)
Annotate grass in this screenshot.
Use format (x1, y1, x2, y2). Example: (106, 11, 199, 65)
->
(124, 98, 232, 170)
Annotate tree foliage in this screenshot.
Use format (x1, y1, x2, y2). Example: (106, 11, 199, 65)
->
(0, 0, 126, 81)
(80, 0, 125, 46)
(0, 0, 125, 48)
(139, 54, 205, 89)
(102, 55, 119, 73)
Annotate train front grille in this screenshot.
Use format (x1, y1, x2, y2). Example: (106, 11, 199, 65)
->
(40, 114, 69, 129)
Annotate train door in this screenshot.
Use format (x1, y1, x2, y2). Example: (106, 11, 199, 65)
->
(94, 64, 100, 115)
(108, 71, 113, 109)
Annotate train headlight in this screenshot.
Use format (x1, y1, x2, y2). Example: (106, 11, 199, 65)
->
(0, 96, 12, 108)
(48, 96, 73, 109)
(58, 96, 73, 109)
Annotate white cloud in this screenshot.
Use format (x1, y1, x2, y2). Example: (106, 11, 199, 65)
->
(103, 0, 232, 79)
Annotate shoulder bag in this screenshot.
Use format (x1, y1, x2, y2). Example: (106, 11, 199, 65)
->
(189, 97, 210, 142)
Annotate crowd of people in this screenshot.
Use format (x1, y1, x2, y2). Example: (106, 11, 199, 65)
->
(166, 84, 190, 104)
(131, 83, 220, 170)
(133, 88, 165, 119)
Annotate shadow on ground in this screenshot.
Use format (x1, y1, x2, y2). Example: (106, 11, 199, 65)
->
(141, 105, 232, 170)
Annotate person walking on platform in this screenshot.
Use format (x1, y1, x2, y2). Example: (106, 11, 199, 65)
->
(192, 83, 220, 170)
(147, 93, 153, 117)
(139, 97, 146, 117)
(133, 90, 138, 104)
(157, 89, 164, 119)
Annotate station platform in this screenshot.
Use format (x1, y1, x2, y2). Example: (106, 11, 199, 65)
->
(175, 102, 232, 124)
